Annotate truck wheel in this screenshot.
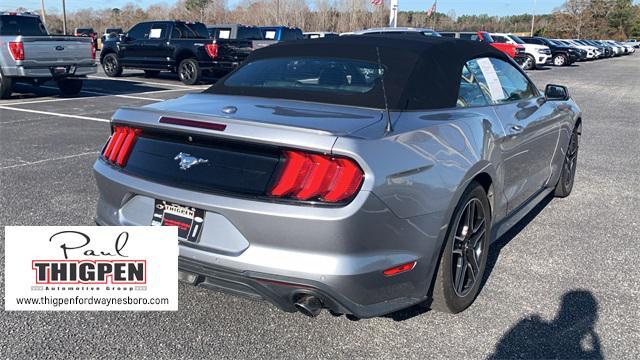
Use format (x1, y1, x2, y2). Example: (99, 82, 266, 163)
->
(57, 78, 83, 96)
(523, 54, 536, 70)
(144, 70, 160, 78)
(0, 72, 14, 99)
(178, 58, 201, 85)
(102, 53, 123, 77)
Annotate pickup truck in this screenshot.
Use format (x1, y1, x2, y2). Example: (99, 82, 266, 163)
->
(259, 26, 304, 41)
(440, 31, 527, 65)
(0, 12, 97, 99)
(101, 20, 237, 85)
(207, 24, 276, 50)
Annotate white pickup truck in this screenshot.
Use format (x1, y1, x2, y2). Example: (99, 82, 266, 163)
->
(0, 12, 96, 99)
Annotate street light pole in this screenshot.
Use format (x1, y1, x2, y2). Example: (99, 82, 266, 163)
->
(40, 0, 46, 24)
(530, 0, 537, 37)
(61, 0, 67, 35)
(389, 0, 398, 28)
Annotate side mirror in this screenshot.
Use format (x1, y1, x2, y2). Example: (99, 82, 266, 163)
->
(545, 84, 570, 101)
(119, 33, 128, 42)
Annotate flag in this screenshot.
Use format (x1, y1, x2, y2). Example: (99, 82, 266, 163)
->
(426, 1, 437, 17)
(371, 0, 384, 6)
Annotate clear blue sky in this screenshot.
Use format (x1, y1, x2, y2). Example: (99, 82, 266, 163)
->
(0, 0, 628, 17)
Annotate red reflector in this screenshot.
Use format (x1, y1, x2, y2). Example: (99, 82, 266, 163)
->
(383, 261, 417, 276)
(269, 151, 313, 196)
(159, 117, 226, 131)
(205, 43, 219, 59)
(8, 41, 25, 61)
(322, 158, 364, 203)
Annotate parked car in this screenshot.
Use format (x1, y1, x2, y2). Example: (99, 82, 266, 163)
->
(101, 27, 123, 43)
(303, 31, 339, 39)
(207, 23, 276, 50)
(74, 27, 98, 49)
(578, 39, 613, 58)
(440, 31, 527, 64)
(101, 21, 238, 85)
(94, 36, 582, 318)
(350, 27, 441, 37)
(626, 39, 639, 48)
(490, 32, 551, 70)
(259, 26, 304, 41)
(555, 39, 597, 60)
(0, 12, 96, 99)
(520, 37, 583, 66)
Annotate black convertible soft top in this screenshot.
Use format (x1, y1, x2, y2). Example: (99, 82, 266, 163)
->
(206, 34, 510, 110)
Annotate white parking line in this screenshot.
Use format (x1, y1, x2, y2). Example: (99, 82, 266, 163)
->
(0, 105, 110, 122)
(88, 75, 209, 90)
(1, 88, 194, 106)
(0, 151, 100, 170)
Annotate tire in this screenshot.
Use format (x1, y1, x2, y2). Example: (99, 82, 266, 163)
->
(57, 78, 83, 96)
(102, 53, 123, 77)
(144, 70, 160, 78)
(430, 181, 491, 314)
(553, 54, 568, 66)
(554, 128, 579, 198)
(0, 71, 14, 99)
(523, 54, 536, 70)
(177, 58, 201, 85)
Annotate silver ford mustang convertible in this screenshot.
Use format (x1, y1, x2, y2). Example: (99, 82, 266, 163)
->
(94, 36, 581, 318)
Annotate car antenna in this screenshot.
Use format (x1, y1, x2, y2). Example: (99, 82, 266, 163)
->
(376, 46, 393, 133)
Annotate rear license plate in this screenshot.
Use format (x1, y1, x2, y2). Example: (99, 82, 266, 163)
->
(152, 200, 205, 243)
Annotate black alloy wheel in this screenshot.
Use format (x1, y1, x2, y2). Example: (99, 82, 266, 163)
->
(555, 129, 579, 197)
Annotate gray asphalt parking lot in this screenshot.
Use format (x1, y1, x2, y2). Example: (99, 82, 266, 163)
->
(1, 55, 639, 359)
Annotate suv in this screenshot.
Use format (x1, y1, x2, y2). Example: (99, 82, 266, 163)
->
(490, 32, 551, 70)
(101, 21, 239, 85)
(520, 37, 584, 66)
(0, 12, 96, 98)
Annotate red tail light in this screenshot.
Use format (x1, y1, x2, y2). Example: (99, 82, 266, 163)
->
(269, 150, 364, 203)
(102, 126, 141, 167)
(8, 41, 24, 61)
(205, 43, 218, 59)
(91, 43, 96, 60)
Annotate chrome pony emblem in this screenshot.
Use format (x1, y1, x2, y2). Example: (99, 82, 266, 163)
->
(174, 152, 208, 170)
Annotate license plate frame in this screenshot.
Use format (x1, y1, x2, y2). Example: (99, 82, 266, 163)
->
(152, 200, 205, 243)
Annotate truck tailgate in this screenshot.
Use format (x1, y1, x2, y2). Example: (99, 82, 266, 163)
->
(21, 36, 93, 66)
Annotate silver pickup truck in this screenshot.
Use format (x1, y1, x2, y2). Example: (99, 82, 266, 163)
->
(0, 12, 97, 99)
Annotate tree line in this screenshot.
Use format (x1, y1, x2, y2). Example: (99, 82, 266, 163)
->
(17, 0, 640, 40)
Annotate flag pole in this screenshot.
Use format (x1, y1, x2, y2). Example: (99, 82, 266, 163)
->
(389, 0, 398, 28)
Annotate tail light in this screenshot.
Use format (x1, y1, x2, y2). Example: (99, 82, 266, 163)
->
(102, 126, 141, 167)
(269, 150, 364, 203)
(205, 43, 218, 59)
(8, 41, 24, 61)
(91, 43, 96, 60)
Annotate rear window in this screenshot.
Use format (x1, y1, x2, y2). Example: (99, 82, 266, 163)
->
(224, 57, 384, 95)
(237, 27, 263, 40)
(0, 15, 48, 36)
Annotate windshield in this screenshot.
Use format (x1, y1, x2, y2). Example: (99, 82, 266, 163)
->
(224, 57, 384, 95)
(507, 35, 525, 44)
(0, 15, 48, 36)
(237, 26, 263, 40)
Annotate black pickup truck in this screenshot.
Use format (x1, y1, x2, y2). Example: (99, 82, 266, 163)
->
(100, 21, 251, 85)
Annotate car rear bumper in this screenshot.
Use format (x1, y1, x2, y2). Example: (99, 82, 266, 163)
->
(2, 63, 97, 78)
(93, 159, 444, 317)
